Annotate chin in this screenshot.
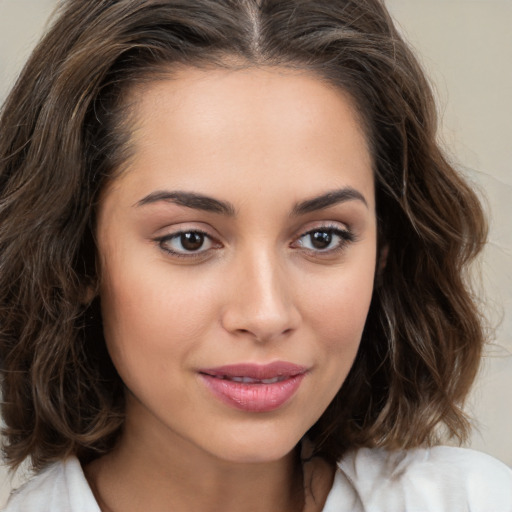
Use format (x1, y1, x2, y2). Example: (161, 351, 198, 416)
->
(202, 424, 305, 465)
(218, 445, 298, 465)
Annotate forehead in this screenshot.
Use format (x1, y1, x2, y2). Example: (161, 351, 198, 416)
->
(105, 65, 374, 212)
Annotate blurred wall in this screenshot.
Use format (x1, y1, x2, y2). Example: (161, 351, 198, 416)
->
(1, 0, 511, 506)
(385, 0, 512, 464)
(0, 0, 63, 504)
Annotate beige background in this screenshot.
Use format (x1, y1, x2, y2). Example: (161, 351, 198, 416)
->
(1, 0, 511, 505)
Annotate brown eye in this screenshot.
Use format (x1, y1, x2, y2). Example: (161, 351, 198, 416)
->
(295, 227, 354, 253)
(157, 230, 215, 257)
(180, 232, 205, 251)
(310, 231, 333, 250)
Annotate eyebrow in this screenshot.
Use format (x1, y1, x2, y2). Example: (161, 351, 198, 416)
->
(135, 187, 368, 216)
(291, 188, 368, 216)
(135, 190, 236, 216)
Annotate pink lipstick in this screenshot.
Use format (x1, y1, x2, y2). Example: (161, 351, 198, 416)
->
(199, 362, 307, 412)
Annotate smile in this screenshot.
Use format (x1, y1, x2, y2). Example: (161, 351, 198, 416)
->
(199, 362, 308, 412)
(208, 375, 289, 384)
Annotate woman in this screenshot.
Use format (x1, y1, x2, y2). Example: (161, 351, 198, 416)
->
(0, 0, 510, 510)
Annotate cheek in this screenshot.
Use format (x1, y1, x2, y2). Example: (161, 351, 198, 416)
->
(98, 253, 217, 376)
(303, 262, 375, 353)
(290, 262, 375, 426)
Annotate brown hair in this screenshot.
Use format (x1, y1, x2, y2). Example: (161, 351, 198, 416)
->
(0, 0, 487, 470)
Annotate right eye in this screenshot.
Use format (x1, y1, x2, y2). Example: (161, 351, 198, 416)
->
(155, 230, 217, 258)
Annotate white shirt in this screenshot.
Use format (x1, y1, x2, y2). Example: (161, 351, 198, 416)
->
(3, 446, 512, 511)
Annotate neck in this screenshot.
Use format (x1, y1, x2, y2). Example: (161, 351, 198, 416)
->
(84, 408, 308, 512)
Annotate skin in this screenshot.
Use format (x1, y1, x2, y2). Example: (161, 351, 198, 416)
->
(86, 66, 377, 512)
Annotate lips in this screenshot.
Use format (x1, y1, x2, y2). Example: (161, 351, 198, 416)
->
(208, 374, 288, 384)
(199, 362, 308, 412)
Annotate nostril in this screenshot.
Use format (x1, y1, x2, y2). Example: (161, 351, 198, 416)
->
(219, 275, 301, 341)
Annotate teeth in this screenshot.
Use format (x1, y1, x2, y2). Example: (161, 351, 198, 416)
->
(231, 376, 258, 383)
(261, 377, 280, 384)
(217, 375, 288, 384)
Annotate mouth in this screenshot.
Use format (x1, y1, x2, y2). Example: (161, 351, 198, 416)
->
(198, 362, 308, 413)
(200, 361, 308, 380)
(202, 375, 290, 384)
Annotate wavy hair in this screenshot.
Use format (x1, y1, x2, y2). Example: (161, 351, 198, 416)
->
(0, 0, 487, 470)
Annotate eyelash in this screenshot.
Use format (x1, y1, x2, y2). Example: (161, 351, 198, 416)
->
(294, 224, 355, 256)
(154, 229, 216, 259)
(154, 224, 355, 260)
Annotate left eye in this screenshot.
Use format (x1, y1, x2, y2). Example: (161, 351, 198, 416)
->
(296, 227, 353, 252)
(157, 231, 214, 255)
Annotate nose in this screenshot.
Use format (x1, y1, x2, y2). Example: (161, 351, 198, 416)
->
(220, 247, 301, 343)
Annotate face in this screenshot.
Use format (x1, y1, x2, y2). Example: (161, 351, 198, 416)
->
(96, 66, 377, 464)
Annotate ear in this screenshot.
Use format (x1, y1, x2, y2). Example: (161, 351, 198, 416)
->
(81, 273, 100, 305)
(378, 244, 389, 274)
(83, 284, 97, 305)
(374, 243, 389, 288)
(81, 240, 101, 305)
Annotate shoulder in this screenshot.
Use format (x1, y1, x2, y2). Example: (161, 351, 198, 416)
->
(2, 457, 99, 512)
(326, 446, 512, 512)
